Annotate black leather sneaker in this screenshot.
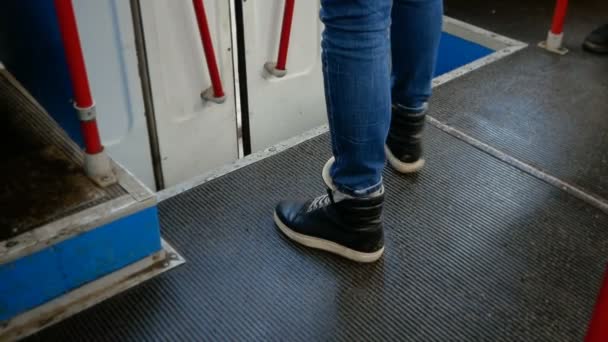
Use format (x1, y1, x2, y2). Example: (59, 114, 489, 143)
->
(385, 105, 426, 173)
(274, 159, 385, 263)
(583, 24, 608, 54)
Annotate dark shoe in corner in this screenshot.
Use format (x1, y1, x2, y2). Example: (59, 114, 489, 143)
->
(274, 159, 384, 263)
(583, 24, 608, 54)
(386, 105, 426, 173)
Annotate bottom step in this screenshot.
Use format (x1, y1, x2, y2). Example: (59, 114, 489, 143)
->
(0, 66, 183, 341)
(1, 240, 184, 341)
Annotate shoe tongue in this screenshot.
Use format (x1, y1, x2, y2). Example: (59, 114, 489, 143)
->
(306, 183, 385, 213)
(367, 186, 385, 198)
(331, 190, 351, 203)
(306, 193, 332, 212)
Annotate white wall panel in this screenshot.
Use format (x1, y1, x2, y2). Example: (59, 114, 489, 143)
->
(141, 1, 238, 187)
(74, 0, 155, 189)
(242, 0, 326, 152)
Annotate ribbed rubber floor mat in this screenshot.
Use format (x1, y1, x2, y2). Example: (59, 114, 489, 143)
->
(439, 0, 608, 202)
(31, 126, 608, 341)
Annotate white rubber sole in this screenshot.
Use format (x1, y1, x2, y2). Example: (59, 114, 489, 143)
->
(322, 157, 337, 191)
(385, 145, 425, 174)
(273, 211, 384, 263)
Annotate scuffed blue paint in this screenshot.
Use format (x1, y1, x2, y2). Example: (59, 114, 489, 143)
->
(435, 32, 494, 77)
(0, 206, 162, 321)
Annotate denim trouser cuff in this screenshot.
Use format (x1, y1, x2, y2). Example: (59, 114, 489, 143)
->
(393, 102, 428, 114)
(335, 179, 384, 198)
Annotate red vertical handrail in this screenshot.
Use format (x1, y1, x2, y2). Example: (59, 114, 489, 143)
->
(550, 0, 569, 35)
(539, 0, 569, 54)
(54, 0, 103, 155)
(275, 0, 295, 71)
(54, 0, 115, 186)
(586, 265, 608, 341)
(192, 0, 225, 99)
(80, 121, 103, 155)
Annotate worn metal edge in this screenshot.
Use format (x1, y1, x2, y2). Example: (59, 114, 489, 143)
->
(0, 196, 156, 265)
(432, 43, 527, 89)
(434, 16, 528, 89)
(426, 116, 608, 214)
(443, 16, 525, 50)
(0, 239, 185, 342)
(113, 159, 156, 202)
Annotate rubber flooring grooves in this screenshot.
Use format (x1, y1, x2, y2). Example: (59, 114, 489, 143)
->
(440, 0, 608, 202)
(31, 126, 608, 341)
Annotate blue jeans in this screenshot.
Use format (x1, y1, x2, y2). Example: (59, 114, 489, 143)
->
(320, 0, 442, 197)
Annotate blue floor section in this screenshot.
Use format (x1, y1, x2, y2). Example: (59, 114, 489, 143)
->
(435, 32, 494, 77)
(0, 206, 162, 321)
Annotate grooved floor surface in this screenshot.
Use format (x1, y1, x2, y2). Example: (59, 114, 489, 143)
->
(31, 127, 608, 341)
(28, 1, 608, 340)
(441, 0, 608, 201)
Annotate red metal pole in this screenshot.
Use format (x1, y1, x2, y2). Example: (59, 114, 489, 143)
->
(586, 265, 608, 342)
(539, 0, 569, 54)
(275, 0, 295, 71)
(81, 121, 102, 153)
(550, 0, 569, 34)
(192, 0, 225, 99)
(54, 0, 103, 155)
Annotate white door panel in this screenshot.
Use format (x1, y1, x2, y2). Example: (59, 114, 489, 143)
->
(243, 0, 326, 152)
(74, 0, 156, 189)
(140, 1, 238, 187)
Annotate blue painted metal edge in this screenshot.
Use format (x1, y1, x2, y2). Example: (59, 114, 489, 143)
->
(0, 206, 162, 321)
(436, 32, 494, 77)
